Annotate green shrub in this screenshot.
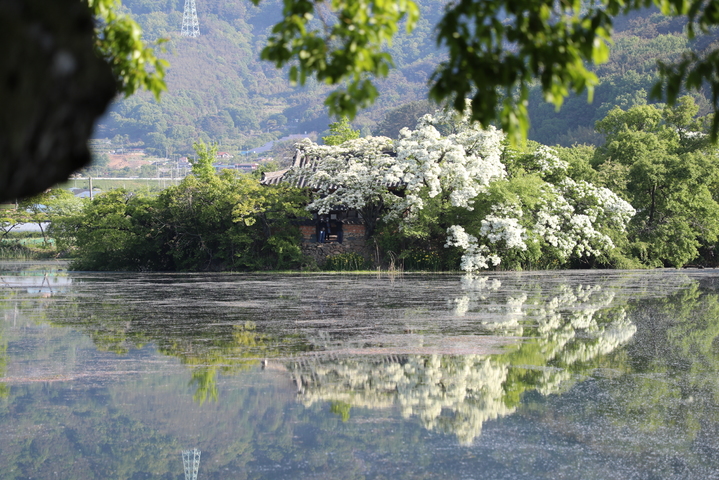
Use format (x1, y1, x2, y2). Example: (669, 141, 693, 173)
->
(399, 248, 443, 271)
(0, 242, 40, 260)
(323, 252, 370, 271)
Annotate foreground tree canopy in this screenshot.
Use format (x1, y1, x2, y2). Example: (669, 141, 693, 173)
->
(260, 0, 719, 142)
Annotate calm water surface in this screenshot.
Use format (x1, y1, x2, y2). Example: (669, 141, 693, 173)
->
(1, 262, 719, 479)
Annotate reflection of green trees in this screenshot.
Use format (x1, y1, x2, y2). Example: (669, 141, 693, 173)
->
(45, 298, 311, 403)
(330, 401, 352, 422)
(0, 292, 12, 398)
(600, 281, 719, 442)
(190, 368, 219, 405)
(0, 265, 314, 404)
(182, 323, 280, 404)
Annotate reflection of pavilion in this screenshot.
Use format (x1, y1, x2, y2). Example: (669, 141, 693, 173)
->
(182, 449, 201, 480)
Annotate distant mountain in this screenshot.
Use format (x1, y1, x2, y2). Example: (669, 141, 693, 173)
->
(95, 0, 446, 158)
(526, 8, 717, 146)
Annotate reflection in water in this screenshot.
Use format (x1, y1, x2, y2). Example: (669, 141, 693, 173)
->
(5, 264, 719, 478)
(291, 355, 514, 445)
(0, 263, 70, 397)
(182, 449, 201, 480)
(0, 264, 71, 297)
(290, 277, 637, 444)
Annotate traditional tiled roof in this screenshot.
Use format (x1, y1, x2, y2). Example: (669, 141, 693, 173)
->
(260, 148, 337, 189)
(261, 146, 403, 190)
(260, 168, 291, 186)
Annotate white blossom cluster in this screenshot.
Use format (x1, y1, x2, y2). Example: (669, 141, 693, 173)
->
(480, 204, 528, 250)
(560, 178, 636, 228)
(394, 112, 506, 213)
(533, 179, 635, 261)
(442, 144, 635, 271)
(448, 171, 636, 272)
(451, 277, 635, 358)
(287, 136, 399, 215)
(288, 109, 506, 222)
(445, 225, 501, 271)
(531, 145, 569, 176)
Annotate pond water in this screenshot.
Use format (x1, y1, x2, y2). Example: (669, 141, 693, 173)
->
(2, 262, 719, 479)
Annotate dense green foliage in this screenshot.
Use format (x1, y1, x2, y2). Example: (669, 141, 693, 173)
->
(322, 118, 361, 146)
(374, 100, 437, 139)
(45, 97, 719, 271)
(51, 167, 309, 271)
(593, 98, 719, 266)
(1, 191, 83, 259)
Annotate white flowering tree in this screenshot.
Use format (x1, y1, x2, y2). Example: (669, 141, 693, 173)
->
(393, 109, 506, 215)
(288, 108, 506, 238)
(286, 107, 634, 271)
(446, 145, 635, 271)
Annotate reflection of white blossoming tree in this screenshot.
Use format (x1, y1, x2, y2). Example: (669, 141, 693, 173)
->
(286, 107, 634, 271)
(291, 279, 637, 444)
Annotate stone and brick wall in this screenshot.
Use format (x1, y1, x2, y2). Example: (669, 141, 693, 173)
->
(299, 225, 316, 242)
(300, 222, 375, 266)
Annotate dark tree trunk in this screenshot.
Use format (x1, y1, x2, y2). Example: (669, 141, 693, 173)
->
(0, 0, 116, 201)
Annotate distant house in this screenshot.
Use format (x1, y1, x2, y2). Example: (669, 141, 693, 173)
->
(213, 164, 236, 173)
(216, 152, 234, 159)
(236, 163, 260, 172)
(209, 163, 261, 174)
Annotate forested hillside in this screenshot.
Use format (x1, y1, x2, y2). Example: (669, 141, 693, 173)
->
(98, 0, 445, 158)
(527, 10, 717, 146)
(97, 1, 719, 159)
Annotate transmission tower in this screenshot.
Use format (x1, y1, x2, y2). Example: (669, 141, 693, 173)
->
(181, 0, 200, 37)
(182, 449, 201, 480)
